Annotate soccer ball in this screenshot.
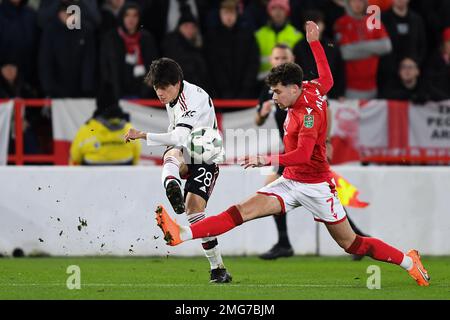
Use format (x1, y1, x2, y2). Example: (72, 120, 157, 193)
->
(187, 127, 224, 164)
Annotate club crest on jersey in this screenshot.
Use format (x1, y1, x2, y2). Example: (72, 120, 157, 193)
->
(304, 114, 314, 128)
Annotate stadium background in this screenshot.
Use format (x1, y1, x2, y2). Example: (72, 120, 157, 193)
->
(0, 0, 450, 300)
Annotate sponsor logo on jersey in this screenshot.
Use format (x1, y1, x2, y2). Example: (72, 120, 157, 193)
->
(182, 110, 196, 118)
(200, 186, 207, 193)
(304, 114, 314, 128)
(306, 107, 313, 114)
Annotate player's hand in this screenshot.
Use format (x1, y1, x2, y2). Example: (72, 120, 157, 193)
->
(306, 21, 320, 43)
(124, 128, 146, 142)
(260, 100, 274, 117)
(239, 155, 269, 169)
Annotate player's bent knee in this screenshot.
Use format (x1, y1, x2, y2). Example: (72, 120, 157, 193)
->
(164, 148, 183, 161)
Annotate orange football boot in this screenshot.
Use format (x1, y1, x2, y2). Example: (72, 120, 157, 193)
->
(406, 249, 430, 286)
(155, 205, 183, 246)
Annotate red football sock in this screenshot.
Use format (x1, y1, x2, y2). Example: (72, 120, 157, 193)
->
(345, 235, 404, 265)
(191, 206, 243, 239)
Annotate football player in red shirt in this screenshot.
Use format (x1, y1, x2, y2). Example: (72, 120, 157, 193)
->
(155, 21, 430, 286)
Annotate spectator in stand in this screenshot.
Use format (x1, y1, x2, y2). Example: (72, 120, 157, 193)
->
(293, 10, 345, 99)
(70, 88, 141, 166)
(334, 0, 392, 99)
(38, 0, 101, 31)
(425, 27, 450, 96)
(0, 0, 38, 86)
(0, 59, 40, 154)
(100, 2, 158, 99)
(379, 0, 427, 88)
(0, 61, 36, 99)
(99, 0, 126, 35)
(255, 0, 304, 82)
(380, 56, 449, 103)
(38, 0, 97, 97)
(241, 0, 268, 32)
(409, 0, 450, 52)
(320, 0, 346, 40)
(204, 0, 259, 99)
(162, 6, 209, 90)
(131, 0, 209, 48)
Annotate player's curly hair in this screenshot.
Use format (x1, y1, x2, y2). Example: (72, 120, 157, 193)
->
(144, 58, 184, 88)
(265, 62, 303, 88)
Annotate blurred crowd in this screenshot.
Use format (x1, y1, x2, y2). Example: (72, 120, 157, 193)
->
(1, 0, 449, 103)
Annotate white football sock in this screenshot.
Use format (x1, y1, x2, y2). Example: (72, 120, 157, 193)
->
(400, 254, 413, 271)
(203, 245, 224, 270)
(161, 156, 182, 188)
(179, 225, 193, 241)
(187, 212, 225, 270)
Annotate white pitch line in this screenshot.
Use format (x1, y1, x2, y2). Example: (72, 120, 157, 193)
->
(2, 283, 449, 289)
(0, 283, 360, 288)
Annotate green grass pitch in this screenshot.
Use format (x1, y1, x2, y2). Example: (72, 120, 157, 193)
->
(1, 256, 449, 300)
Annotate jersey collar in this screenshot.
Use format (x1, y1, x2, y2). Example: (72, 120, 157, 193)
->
(169, 81, 185, 108)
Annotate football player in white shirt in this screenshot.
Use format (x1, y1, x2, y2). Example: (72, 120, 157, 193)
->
(125, 58, 231, 283)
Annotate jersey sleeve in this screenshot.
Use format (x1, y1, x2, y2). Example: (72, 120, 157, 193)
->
(267, 109, 323, 167)
(309, 41, 334, 96)
(298, 108, 322, 141)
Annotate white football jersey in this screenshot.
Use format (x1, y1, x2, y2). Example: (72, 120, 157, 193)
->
(166, 80, 218, 132)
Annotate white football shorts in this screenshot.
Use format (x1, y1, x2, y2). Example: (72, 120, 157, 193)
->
(257, 176, 347, 224)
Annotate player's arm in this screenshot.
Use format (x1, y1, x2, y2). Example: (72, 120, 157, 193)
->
(241, 135, 315, 169)
(124, 126, 191, 147)
(306, 21, 334, 95)
(326, 107, 333, 162)
(243, 109, 321, 168)
(255, 100, 273, 126)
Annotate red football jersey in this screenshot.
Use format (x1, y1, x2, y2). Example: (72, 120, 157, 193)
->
(268, 41, 333, 184)
(281, 82, 331, 183)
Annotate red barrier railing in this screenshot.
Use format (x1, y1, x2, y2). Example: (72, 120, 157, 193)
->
(2, 98, 450, 165)
(1, 98, 258, 165)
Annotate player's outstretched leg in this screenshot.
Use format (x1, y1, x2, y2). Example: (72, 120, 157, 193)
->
(161, 151, 185, 214)
(156, 193, 282, 243)
(155, 204, 243, 246)
(327, 218, 430, 286)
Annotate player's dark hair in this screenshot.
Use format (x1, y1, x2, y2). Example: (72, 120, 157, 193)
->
(144, 58, 184, 89)
(265, 62, 304, 87)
